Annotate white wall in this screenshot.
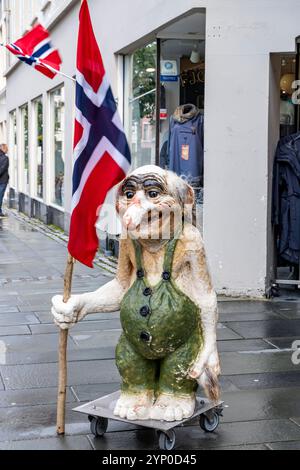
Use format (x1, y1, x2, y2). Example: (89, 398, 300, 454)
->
(5, 0, 300, 296)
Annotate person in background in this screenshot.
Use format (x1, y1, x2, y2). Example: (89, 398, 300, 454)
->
(0, 144, 9, 218)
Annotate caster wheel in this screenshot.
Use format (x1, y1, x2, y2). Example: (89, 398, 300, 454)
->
(199, 411, 219, 432)
(158, 429, 176, 450)
(90, 416, 108, 437)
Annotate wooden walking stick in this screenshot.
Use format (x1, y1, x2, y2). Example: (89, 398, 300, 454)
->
(56, 253, 75, 435)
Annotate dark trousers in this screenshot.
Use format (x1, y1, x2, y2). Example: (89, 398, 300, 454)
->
(0, 183, 8, 214)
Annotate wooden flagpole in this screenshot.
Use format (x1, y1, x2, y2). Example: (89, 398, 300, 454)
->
(56, 253, 75, 435)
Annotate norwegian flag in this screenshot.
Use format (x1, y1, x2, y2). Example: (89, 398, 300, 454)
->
(6, 23, 62, 79)
(68, 0, 131, 267)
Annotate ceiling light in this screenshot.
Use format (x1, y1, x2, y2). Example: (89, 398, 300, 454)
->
(190, 50, 200, 63)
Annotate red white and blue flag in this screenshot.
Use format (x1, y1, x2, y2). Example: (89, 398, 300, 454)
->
(68, 0, 131, 267)
(6, 23, 62, 79)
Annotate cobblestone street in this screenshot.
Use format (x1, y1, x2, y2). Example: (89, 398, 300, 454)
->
(0, 213, 300, 450)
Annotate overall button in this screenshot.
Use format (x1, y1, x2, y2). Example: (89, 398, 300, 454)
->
(143, 287, 152, 296)
(140, 331, 151, 342)
(162, 271, 171, 281)
(140, 305, 150, 317)
(136, 269, 144, 279)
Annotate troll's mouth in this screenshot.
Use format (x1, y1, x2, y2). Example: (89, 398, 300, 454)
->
(131, 211, 163, 230)
(147, 211, 163, 224)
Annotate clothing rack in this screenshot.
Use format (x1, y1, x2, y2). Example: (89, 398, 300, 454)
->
(272, 227, 300, 292)
(271, 132, 300, 295)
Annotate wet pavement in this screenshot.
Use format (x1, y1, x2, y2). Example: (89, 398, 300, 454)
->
(0, 213, 300, 450)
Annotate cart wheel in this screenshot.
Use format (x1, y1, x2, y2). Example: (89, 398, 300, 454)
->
(199, 411, 219, 432)
(158, 429, 176, 450)
(90, 416, 108, 437)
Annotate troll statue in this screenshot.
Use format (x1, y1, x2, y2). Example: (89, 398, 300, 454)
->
(51, 165, 220, 422)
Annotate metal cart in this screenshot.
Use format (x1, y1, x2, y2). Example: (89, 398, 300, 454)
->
(73, 390, 223, 450)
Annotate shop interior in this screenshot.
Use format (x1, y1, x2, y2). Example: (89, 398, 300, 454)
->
(159, 37, 205, 205)
(126, 11, 206, 198)
(271, 49, 300, 296)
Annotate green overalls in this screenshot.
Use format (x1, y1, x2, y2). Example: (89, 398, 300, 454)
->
(116, 236, 203, 397)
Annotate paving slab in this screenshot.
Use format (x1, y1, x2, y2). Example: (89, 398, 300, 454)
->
(265, 337, 300, 349)
(0, 313, 39, 326)
(1, 346, 116, 366)
(35, 311, 120, 324)
(225, 371, 300, 390)
(0, 325, 31, 336)
(219, 311, 280, 322)
(29, 319, 121, 335)
(212, 444, 268, 450)
(0, 404, 89, 442)
(220, 350, 300, 375)
(217, 324, 243, 341)
(0, 333, 77, 354)
(70, 330, 121, 348)
(0, 375, 4, 391)
(0, 387, 75, 408)
(221, 387, 300, 422)
(226, 319, 300, 339)
(90, 418, 300, 450)
(0, 307, 19, 314)
(0, 435, 93, 450)
(266, 440, 300, 450)
(71, 383, 123, 402)
(217, 339, 275, 353)
(291, 417, 300, 426)
(218, 301, 274, 314)
(0, 359, 119, 389)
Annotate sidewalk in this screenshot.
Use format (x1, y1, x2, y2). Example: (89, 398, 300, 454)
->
(0, 213, 300, 450)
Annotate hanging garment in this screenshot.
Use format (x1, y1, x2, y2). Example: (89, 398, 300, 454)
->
(272, 132, 300, 265)
(168, 104, 204, 187)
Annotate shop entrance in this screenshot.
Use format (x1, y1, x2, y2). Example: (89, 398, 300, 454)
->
(268, 42, 300, 296)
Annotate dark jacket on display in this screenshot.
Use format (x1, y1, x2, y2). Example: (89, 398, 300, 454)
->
(167, 104, 204, 187)
(0, 151, 9, 185)
(272, 133, 300, 265)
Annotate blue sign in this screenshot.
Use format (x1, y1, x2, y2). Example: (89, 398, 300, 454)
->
(160, 75, 178, 82)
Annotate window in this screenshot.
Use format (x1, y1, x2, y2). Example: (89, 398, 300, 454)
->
(20, 103, 29, 194)
(33, 97, 43, 199)
(9, 110, 17, 189)
(125, 41, 157, 169)
(50, 86, 65, 206)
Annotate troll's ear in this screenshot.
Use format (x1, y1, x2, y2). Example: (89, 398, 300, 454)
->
(115, 179, 126, 214)
(181, 181, 195, 225)
(183, 182, 195, 206)
(176, 177, 195, 208)
(167, 172, 195, 223)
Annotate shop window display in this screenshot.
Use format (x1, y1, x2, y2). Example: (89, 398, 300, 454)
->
(20, 104, 29, 194)
(9, 110, 17, 189)
(272, 53, 300, 291)
(125, 38, 205, 212)
(50, 86, 65, 207)
(33, 97, 43, 199)
(125, 42, 157, 169)
(159, 39, 205, 208)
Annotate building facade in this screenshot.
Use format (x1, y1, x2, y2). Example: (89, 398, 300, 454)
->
(1, 0, 300, 297)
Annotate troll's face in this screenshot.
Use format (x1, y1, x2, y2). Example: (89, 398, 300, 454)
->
(116, 165, 194, 240)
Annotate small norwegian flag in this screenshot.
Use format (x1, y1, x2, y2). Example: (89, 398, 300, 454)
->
(6, 23, 62, 79)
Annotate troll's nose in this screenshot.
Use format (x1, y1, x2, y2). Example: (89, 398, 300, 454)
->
(123, 195, 149, 230)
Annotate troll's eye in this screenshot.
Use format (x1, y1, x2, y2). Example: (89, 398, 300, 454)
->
(125, 191, 135, 200)
(148, 190, 159, 199)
